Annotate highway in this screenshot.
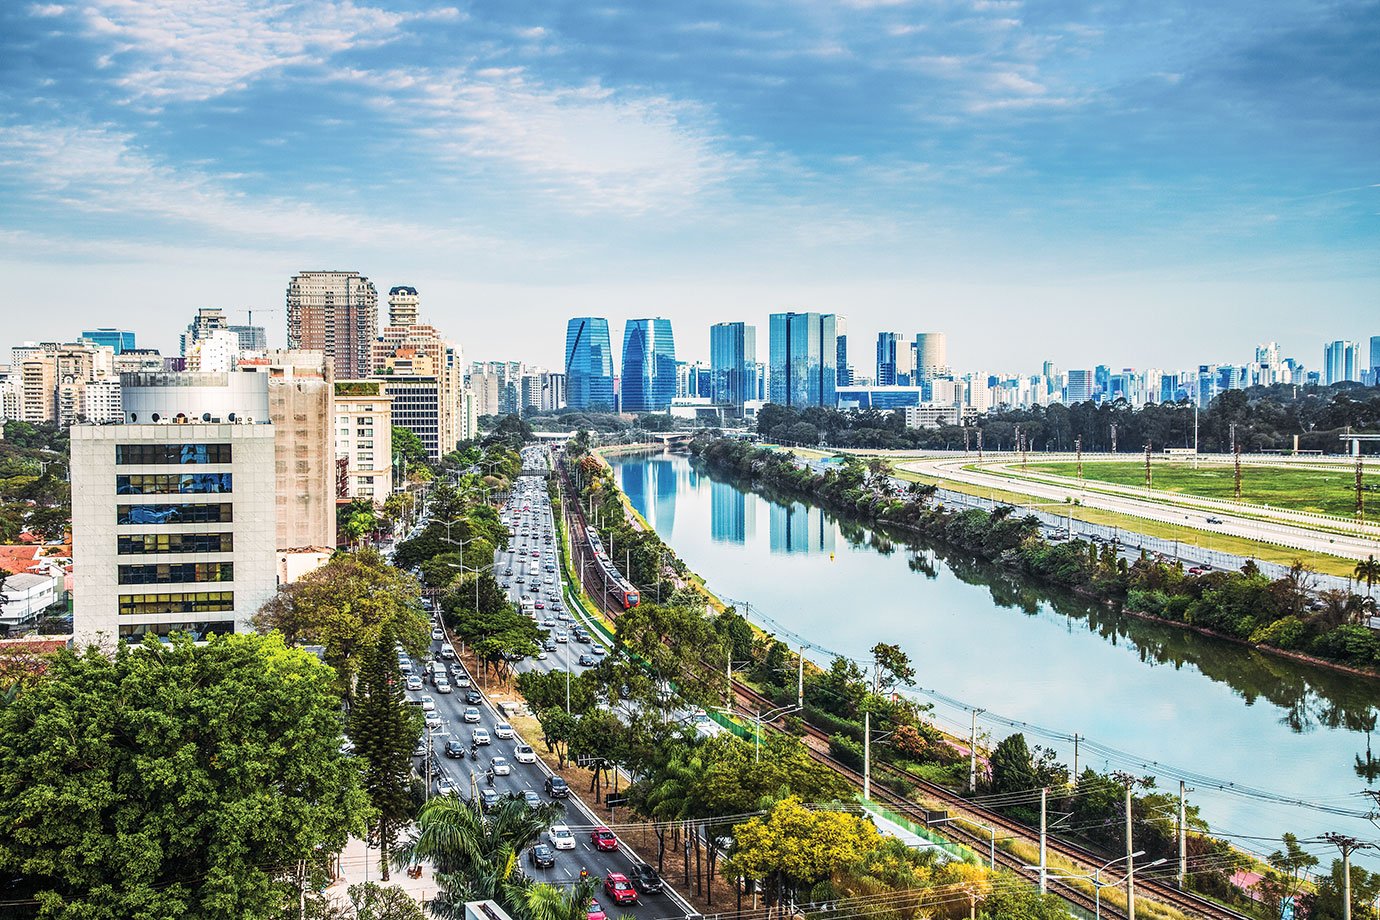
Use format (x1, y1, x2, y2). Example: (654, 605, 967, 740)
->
(399, 446, 692, 918)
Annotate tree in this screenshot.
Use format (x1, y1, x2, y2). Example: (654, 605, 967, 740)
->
(0, 633, 367, 919)
(392, 426, 429, 475)
(255, 548, 428, 701)
(483, 414, 535, 451)
(1311, 857, 1380, 920)
(346, 882, 426, 920)
(978, 882, 1069, 919)
(511, 878, 600, 920)
(1356, 555, 1380, 597)
(1259, 832, 1319, 919)
(349, 632, 424, 881)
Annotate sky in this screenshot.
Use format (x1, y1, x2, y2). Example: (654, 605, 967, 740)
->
(1, 0, 1377, 374)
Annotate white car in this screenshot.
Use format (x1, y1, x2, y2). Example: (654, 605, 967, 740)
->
(490, 756, 511, 776)
(420, 696, 436, 712)
(463, 707, 481, 723)
(494, 722, 514, 740)
(431, 628, 444, 640)
(436, 775, 459, 796)
(591, 645, 606, 657)
(405, 675, 423, 691)
(434, 679, 452, 694)
(440, 645, 455, 660)
(548, 825, 576, 850)
(513, 744, 537, 764)
(424, 713, 443, 730)
(472, 728, 490, 745)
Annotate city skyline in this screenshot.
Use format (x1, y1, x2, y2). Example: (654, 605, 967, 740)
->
(1, 1, 1376, 369)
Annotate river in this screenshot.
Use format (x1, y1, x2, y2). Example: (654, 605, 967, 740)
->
(609, 450, 1380, 869)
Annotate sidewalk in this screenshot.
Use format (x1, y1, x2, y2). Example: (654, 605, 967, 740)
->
(321, 836, 439, 912)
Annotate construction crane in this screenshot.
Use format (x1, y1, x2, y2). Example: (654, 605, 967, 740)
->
(237, 308, 280, 329)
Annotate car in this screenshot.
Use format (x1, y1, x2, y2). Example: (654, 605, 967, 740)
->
(504, 568, 514, 576)
(577, 654, 597, 667)
(514, 575, 525, 583)
(554, 632, 568, 643)
(603, 873, 638, 906)
(398, 661, 413, 676)
(490, 756, 511, 776)
(548, 824, 576, 850)
(543, 639, 557, 652)
(536, 650, 548, 660)
(472, 728, 490, 745)
(419, 695, 436, 712)
(478, 788, 501, 811)
(545, 775, 569, 799)
(424, 713, 443, 730)
(544, 617, 556, 627)
(590, 827, 618, 851)
(412, 739, 428, 758)
(435, 775, 459, 796)
(591, 645, 606, 656)
(529, 843, 556, 868)
(514, 744, 537, 764)
(431, 628, 444, 640)
(629, 864, 664, 894)
(405, 675, 423, 691)
(586, 901, 607, 920)
(1206, 515, 1224, 524)
(494, 722, 514, 740)
(466, 689, 483, 705)
(440, 645, 455, 660)
(434, 678, 452, 694)
(522, 789, 543, 808)
(444, 739, 466, 759)
(463, 707, 481, 723)
(534, 601, 545, 610)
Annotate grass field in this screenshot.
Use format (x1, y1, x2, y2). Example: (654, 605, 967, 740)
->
(1025, 461, 1373, 519)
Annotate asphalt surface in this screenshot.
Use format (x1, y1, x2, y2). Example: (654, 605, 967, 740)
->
(399, 446, 693, 919)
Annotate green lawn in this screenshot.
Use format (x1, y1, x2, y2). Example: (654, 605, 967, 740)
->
(1024, 461, 1372, 519)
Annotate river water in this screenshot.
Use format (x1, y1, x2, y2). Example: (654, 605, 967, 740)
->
(610, 450, 1380, 868)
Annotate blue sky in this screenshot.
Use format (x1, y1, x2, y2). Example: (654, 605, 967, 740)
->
(1, 0, 1376, 373)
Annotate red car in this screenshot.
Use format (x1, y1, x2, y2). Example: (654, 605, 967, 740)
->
(585, 901, 606, 920)
(590, 827, 618, 851)
(603, 873, 638, 905)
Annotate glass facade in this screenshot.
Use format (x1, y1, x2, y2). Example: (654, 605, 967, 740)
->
(118, 533, 234, 554)
(564, 317, 615, 411)
(118, 503, 234, 525)
(119, 620, 234, 640)
(767, 312, 837, 408)
(710, 322, 756, 411)
(81, 328, 136, 354)
(620, 318, 677, 413)
(117, 591, 236, 616)
(117, 562, 235, 585)
(116, 443, 232, 465)
(116, 473, 233, 494)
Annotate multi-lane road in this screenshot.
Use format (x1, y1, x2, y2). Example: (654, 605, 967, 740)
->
(398, 447, 694, 919)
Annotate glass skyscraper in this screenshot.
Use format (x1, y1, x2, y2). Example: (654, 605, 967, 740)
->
(709, 321, 757, 412)
(768, 311, 837, 408)
(620, 318, 677, 412)
(564, 317, 615, 411)
(80, 328, 136, 354)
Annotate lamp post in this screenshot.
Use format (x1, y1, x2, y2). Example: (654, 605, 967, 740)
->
(1044, 852, 1165, 920)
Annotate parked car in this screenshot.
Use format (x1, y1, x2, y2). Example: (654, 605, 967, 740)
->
(431, 628, 444, 640)
(435, 775, 459, 796)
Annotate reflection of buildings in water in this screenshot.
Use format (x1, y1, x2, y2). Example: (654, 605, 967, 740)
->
(711, 479, 754, 544)
(652, 458, 677, 536)
(620, 462, 650, 523)
(769, 501, 835, 555)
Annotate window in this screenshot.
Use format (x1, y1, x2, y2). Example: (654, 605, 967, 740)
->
(118, 533, 233, 554)
(116, 443, 232, 464)
(118, 503, 234, 525)
(116, 473, 232, 495)
(119, 620, 235, 639)
(358, 440, 373, 449)
(358, 452, 373, 462)
(117, 562, 235, 585)
(118, 592, 235, 616)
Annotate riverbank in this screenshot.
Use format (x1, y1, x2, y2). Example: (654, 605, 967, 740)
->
(692, 437, 1380, 681)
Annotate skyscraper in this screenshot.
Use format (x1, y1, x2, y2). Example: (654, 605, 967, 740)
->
(1371, 336, 1380, 377)
(914, 332, 949, 379)
(835, 316, 853, 387)
(768, 312, 837, 408)
(1066, 369, 1094, 403)
(710, 322, 757, 412)
(80, 329, 136, 354)
(285, 271, 378, 379)
(387, 286, 420, 326)
(876, 332, 903, 386)
(1324, 340, 1361, 385)
(620, 318, 677, 413)
(564, 317, 615, 411)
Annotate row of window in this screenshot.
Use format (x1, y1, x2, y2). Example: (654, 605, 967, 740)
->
(116, 473, 233, 495)
(118, 533, 234, 555)
(118, 503, 234, 525)
(117, 562, 235, 585)
(115, 443, 232, 465)
(118, 592, 235, 616)
(119, 621, 236, 640)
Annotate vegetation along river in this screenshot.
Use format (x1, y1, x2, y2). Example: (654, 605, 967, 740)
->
(609, 450, 1380, 867)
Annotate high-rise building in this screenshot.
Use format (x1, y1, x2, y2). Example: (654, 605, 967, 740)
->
(835, 316, 853, 387)
(81, 329, 136, 354)
(768, 311, 837, 408)
(564, 318, 615, 411)
(914, 333, 949, 380)
(370, 287, 468, 457)
(285, 271, 378, 379)
(14, 340, 119, 424)
(387, 286, 420, 327)
(710, 322, 757, 412)
(334, 380, 392, 502)
(876, 332, 903, 386)
(1324, 340, 1361, 385)
(618, 318, 676, 413)
(1065, 369, 1094, 403)
(71, 371, 278, 647)
(184, 329, 241, 373)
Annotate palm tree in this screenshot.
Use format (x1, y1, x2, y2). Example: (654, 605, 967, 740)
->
(393, 795, 561, 918)
(1355, 555, 1380, 598)
(512, 878, 600, 920)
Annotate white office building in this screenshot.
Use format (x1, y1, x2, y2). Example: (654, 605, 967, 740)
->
(334, 379, 393, 501)
(71, 372, 277, 647)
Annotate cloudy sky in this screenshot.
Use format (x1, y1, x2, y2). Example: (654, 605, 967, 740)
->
(1, 0, 1376, 374)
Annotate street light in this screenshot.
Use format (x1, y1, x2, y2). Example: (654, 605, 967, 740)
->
(752, 704, 800, 763)
(1044, 852, 1166, 920)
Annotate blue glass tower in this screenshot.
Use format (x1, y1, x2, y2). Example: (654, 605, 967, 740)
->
(768, 312, 837, 407)
(564, 317, 615, 411)
(620, 318, 676, 413)
(81, 328, 136, 354)
(710, 322, 757, 412)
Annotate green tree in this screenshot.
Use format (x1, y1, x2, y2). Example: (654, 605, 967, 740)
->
(255, 548, 428, 701)
(0, 634, 366, 919)
(979, 884, 1072, 919)
(346, 882, 426, 920)
(1355, 555, 1380, 597)
(349, 632, 424, 881)
(1259, 833, 1319, 919)
(1311, 857, 1380, 920)
(392, 426, 430, 478)
(511, 879, 600, 920)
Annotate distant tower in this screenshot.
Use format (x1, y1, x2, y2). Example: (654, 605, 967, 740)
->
(388, 286, 420, 327)
(914, 332, 949, 380)
(285, 271, 379, 379)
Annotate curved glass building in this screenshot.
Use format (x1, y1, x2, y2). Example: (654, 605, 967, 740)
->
(620, 318, 676, 413)
(564, 317, 615, 411)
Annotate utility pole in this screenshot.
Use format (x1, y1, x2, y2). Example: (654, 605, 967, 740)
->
(1113, 772, 1149, 920)
(1321, 833, 1375, 920)
(976, 428, 984, 459)
(797, 647, 805, 713)
(1233, 425, 1242, 502)
(1075, 436, 1083, 480)
(1039, 786, 1048, 894)
(1177, 780, 1191, 889)
(863, 707, 871, 801)
(1111, 423, 1118, 453)
(1358, 456, 1366, 525)
(968, 709, 984, 793)
(1144, 442, 1152, 492)
(1071, 733, 1080, 785)
(1193, 403, 1199, 457)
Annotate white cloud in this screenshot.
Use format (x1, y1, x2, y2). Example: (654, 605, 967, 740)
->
(28, 3, 65, 16)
